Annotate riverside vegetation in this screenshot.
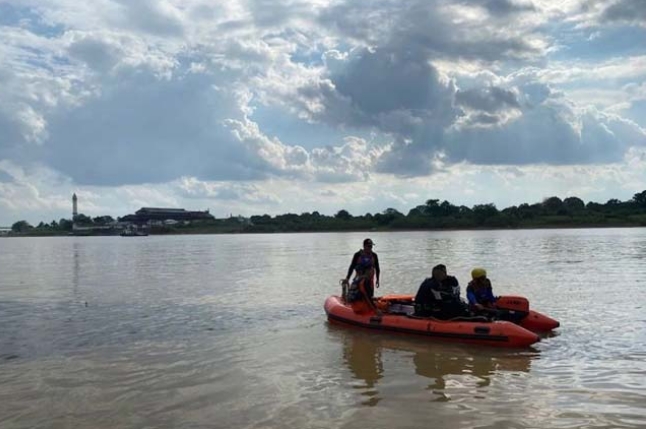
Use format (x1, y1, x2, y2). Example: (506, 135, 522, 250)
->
(7, 190, 646, 236)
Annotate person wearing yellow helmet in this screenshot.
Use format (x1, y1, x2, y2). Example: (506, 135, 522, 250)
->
(466, 268, 497, 311)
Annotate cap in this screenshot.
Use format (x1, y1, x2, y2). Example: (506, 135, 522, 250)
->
(363, 238, 374, 246)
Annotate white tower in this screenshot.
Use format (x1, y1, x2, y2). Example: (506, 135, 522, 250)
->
(72, 193, 78, 219)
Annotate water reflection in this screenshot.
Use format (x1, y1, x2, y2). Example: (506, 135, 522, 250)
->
(334, 325, 536, 404)
(342, 331, 384, 406)
(73, 241, 80, 296)
(412, 342, 533, 390)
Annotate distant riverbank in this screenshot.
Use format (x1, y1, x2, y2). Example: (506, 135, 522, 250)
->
(5, 219, 646, 237)
(6, 191, 646, 237)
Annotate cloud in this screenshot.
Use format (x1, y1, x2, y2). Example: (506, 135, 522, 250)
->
(34, 62, 277, 186)
(112, 0, 185, 36)
(225, 117, 383, 183)
(318, 0, 548, 61)
(175, 177, 281, 205)
(600, 0, 646, 26)
(446, 99, 646, 165)
(455, 86, 520, 113)
(0, 161, 71, 217)
(473, 0, 536, 15)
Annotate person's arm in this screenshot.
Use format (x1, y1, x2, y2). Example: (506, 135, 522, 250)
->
(485, 284, 496, 303)
(415, 279, 430, 304)
(448, 276, 460, 298)
(466, 286, 478, 306)
(374, 253, 380, 285)
(345, 252, 358, 280)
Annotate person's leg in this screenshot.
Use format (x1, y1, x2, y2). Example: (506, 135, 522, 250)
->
(364, 278, 375, 299)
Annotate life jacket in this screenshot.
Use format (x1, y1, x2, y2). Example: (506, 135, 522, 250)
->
(347, 251, 376, 303)
(467, 279, 494, 305)
(354, 249, 375, 279)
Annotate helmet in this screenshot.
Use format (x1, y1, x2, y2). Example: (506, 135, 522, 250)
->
(471, 268, 487, 279)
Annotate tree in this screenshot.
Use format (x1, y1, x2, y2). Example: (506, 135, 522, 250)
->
(377, 208, 403, 225)
(439, 200, 458, 216)
(563, 197, 585, 211)
(458, 205, 472, 216)
(93, 215, 115, 225)
(473, 203, 498, 224)
(472, 204, 498, 223)
(425, 199, 442, 217)
(586, 202, 603, 211)
(59, 218, 73, 231)
(383, 208, 403, 217)
(542, 196, 564, 213)
(335, 209, 352, 220)
(74, 214, 93, 225)
(633, 190, 646, 207)
(11, 220, 33, 233)
(407, 205, 427, 217)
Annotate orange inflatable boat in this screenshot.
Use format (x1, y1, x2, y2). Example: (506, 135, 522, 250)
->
(325, 295, 542, 348)
(357, 294, 560, 333)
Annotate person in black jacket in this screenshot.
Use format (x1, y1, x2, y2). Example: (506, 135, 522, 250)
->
(414, 264, 465, 318)
(343, 238, 380, 300)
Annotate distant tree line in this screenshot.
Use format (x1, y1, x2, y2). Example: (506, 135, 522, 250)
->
(9, 215, 115, 235)
(8, 190, 646, 236)
(239, 190, 646, 233)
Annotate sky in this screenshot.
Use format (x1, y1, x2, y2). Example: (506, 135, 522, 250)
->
(1, 0, 646, 225)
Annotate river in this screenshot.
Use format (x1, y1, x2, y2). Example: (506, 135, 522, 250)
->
(1, 229, 645, 428)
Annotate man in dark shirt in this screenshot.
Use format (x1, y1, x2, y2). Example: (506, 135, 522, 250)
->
(344, 238, 380, 299)
(414, 264, 465, 318)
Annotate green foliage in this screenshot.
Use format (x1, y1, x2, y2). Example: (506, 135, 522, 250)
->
(59, 219, 73, 231)
(74, 213, 93, 225)
(10, 189, 646, 236)
(633, 190, 646, 207)
(93, 215, 115, 225)
(11, 220, 33, 233)
(335, 210, 352, 220)
(563, 197, 585, 212)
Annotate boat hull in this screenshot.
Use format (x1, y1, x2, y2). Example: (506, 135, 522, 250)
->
(494, 296, 560, 332)
(324, 296, 540, 348)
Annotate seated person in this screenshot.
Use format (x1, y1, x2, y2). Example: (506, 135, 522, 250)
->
(466, 268, 497, 313)
(414, 264, 465, 318)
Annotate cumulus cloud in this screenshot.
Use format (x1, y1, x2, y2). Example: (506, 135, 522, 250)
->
(0, 161, 72, 218)
(174, 177, 281, 205)
(319, 0, 547, 60)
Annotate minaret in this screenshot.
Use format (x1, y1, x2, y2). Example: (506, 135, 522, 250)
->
(72, 193, 78, 220)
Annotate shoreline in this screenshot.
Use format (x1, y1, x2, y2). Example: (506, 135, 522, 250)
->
(4, 222, 646, 238)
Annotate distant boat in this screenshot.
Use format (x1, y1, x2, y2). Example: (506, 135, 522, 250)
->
(120, 229, 148, 237)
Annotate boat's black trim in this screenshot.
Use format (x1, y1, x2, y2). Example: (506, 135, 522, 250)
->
(326, 312, 509, 342)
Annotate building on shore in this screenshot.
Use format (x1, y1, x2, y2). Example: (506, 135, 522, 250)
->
(120, 207, 214, 226)
(68, 194, 213, 234)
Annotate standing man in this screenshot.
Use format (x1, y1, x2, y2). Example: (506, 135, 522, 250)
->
(344, 238, 380, 299)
